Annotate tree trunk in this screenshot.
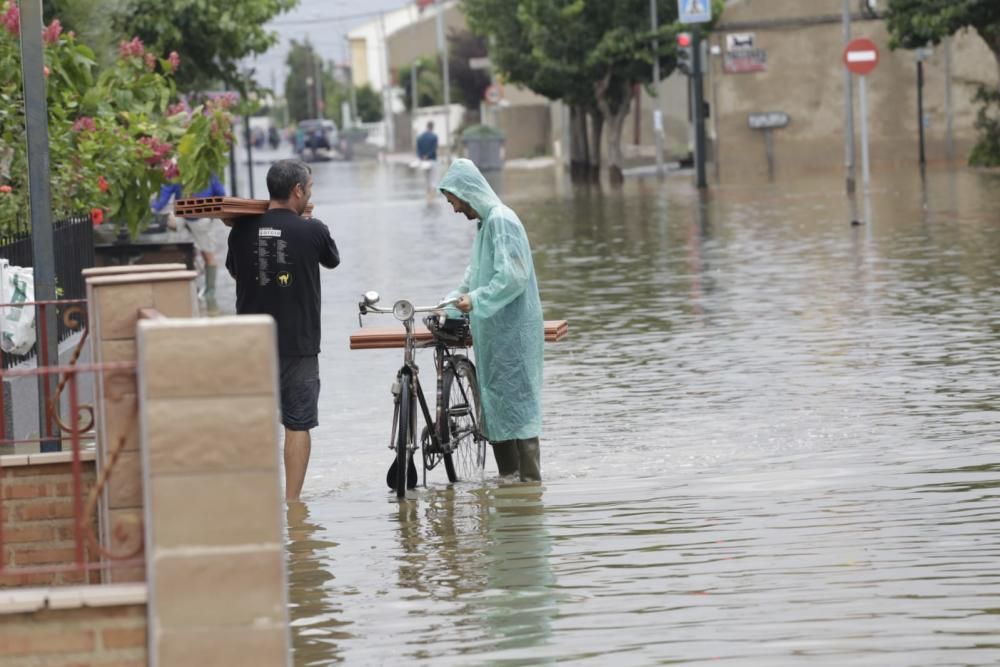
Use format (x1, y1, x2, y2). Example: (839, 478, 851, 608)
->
(588, 110, 604, 182)
(569, 105, 591, 182)
(593, 71, 635, 185)
(606, 105, 630, 185)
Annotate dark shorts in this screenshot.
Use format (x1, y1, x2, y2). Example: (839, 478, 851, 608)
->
(279, 355, 320, 431)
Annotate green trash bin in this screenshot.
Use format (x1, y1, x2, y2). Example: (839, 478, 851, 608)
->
(461, 125, 505, 171)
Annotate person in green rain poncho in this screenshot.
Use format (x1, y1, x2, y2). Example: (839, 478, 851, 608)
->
(439, 158, 545, 482)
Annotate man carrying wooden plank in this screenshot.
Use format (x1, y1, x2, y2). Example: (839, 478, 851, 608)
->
(439, 158, 545, 483)
(225, 159, 340, 501)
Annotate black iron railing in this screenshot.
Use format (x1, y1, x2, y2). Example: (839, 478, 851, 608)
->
(0, 215, 95, 368)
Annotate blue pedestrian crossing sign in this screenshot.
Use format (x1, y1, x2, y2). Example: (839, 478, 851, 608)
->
(678, 0, 712, 24)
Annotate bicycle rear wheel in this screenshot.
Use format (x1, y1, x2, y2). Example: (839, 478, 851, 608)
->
(440, 357, 486, 482)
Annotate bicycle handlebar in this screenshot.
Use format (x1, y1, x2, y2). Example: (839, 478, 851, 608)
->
(358, 293, 459, 324)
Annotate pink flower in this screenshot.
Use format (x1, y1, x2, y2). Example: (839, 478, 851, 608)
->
(42, 18, 62, 45)
(167, 51, 180, 73)
(162, 161, 179, 180)
(144, 53, 156, 71)
(137, 136, 173, 166)
(2, 3, 19, 37)
(0, 184, 12, 194)
(71, 116, 96, 133)
(118, 37, 145, 59)
(166, 102, 189, 117)
(43, 65, 49, 78)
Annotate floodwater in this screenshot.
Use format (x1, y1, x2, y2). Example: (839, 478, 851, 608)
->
(224, 156, 1000, 666)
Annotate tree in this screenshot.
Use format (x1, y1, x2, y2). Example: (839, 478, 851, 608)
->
(399, 56, 444, 110)
(887, 0, 1000, 165)
(113, 0, 297, 93)
(887, 0, 1000, 76)
(464, 0, 722, 181)
(0, 1, 232, 237)
(448, 30, 492, 110)
(283, 39, 335, 122)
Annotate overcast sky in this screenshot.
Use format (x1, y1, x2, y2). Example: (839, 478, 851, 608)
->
(249, 0, 412, 89)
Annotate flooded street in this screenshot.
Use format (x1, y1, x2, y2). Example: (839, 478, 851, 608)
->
(228, 158, 1000, 665)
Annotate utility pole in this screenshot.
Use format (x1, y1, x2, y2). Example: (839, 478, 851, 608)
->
(916, 51, 926, 166)
(650, 0, 664, 175)
(225, 81, 239, 197)
(692, 29, 707, 189)
(314, 54, 324, 119)
(842, 0, 856, 194)
(378, 12, 395, 152)
(435, 0, 452, 159)
(411, 61, 420, 112)
(19, 0, 59, 451)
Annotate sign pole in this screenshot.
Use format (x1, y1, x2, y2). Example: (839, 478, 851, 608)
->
(841, 0, 856, 195)
(651, 0, 664, 175)
(692, 29, 707, 189)
(859, 74, 870, 191)
(843, 37, 879, 193)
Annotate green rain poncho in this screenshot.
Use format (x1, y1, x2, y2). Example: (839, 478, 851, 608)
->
(439, 159, 544, 442)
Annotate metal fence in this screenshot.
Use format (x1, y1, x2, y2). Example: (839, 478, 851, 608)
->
(0, 214, 95, 368)
(0, 357, 141, 585)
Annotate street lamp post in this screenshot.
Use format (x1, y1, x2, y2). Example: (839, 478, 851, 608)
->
(435, 0, 452, 159)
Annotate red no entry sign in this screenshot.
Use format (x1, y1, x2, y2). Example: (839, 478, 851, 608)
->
(844, 38, 879, 76)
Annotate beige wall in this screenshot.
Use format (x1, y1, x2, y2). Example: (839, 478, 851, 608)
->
(711, 0, 997, 183)
(388, 5, 467, 74)
(351, 38, 369, 88)
(493, 105, 552, 159)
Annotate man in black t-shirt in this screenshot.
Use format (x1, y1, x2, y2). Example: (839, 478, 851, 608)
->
(226, 159, 340, 501)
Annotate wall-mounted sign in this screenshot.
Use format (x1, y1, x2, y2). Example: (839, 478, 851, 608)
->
(748, 112, 790, 130)
(726, 33, 755, 51)
(724, 48, 767, 73)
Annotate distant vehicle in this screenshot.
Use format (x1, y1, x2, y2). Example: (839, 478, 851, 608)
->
(297, 119, 339, 161)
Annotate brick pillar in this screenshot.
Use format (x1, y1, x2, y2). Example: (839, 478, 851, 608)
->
(136, 316, 290, 666)
(85, 271, 197, 582)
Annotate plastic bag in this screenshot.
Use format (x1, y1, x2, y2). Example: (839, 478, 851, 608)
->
(0, 259, 36, 355)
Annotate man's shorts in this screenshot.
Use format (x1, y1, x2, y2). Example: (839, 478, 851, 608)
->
(279, 355, 320, 431)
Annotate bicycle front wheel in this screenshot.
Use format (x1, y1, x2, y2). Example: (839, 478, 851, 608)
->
(440, 357, 486, 482)
(394, 376, 412, 499)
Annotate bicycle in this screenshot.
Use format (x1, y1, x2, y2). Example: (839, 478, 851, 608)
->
(357, 291, 488, 499)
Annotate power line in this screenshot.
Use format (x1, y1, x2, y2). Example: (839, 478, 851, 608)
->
(268, 8, 388, 27)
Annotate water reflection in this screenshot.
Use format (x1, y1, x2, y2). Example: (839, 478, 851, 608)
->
(391, 485, 556, 665)
(287, 502, 352, 665)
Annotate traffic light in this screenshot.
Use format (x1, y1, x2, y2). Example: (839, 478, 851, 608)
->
(676, 32, 692, 76)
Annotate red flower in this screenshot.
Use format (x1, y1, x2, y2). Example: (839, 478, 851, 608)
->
(98, 176, 109, 193)
(0, 184, 12, 194)
(118, 36, 145, 59)
(162, 161, 180, 181)
(42, 19, 62, 45)
(1, 3, 19, 37)
(90, 208, 104, 226)
(71, 116, 96, 133)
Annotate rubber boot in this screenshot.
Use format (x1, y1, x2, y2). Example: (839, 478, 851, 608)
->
(203, 265, 219, 314)
(491, 441, 520, 478)
(516, 438, 542, 482)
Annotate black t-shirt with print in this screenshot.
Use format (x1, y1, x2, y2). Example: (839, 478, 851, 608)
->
(226, 208, 340, 356)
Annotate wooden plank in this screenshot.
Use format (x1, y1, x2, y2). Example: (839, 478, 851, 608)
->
(350, 320, 568, 350)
